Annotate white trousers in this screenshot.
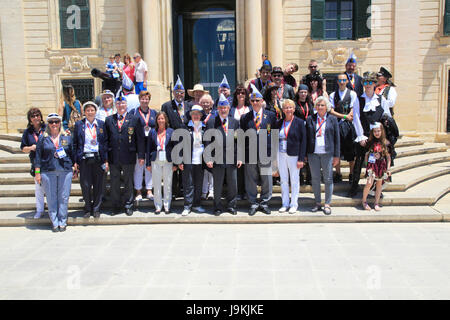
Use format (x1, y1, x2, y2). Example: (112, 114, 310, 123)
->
(202, 169, 214, 194)
(151, 160, 173, 210)
(134, 155, 152, 190)
(278, 152, 300, 209)
(35, 180, 46, 213)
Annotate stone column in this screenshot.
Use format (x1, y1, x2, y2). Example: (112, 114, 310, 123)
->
(125, 0, 139, 55)
(245, 0, 263, 80)
(142, 0, 169, 108)
(393, 1, 420, 133)
(267, 0, 283, 68)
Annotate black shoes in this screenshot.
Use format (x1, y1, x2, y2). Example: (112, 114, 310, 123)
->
(214, 209, 222, 216)
(83, 211, 91, 219)
(126, 208, 133, 216)
(248, 205, 271, 216)
(93, 211, 100, 219)
(261, 206, 271, 215)
(59, 226, 66, 232)
(227, 208, 237, 215)
(249, 207, 258, 216)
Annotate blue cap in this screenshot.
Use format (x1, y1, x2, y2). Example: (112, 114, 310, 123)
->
(116, 93, 127, 102)
(219, 74, 230, 89)
(298, 84, 308, 91)
(217, 93, 230, 107)
(173, 75, 185, 91)
(249, 83, 263, 100)
(122, 73, 134, 91)
(346, 53, 357, 64)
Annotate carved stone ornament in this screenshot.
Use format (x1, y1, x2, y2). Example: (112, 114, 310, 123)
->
(61, 55, 91, 73)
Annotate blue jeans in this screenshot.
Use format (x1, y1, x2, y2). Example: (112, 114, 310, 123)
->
(135, 82, 145, 95)
(308, 153, 333, 205)
(41, 171, 73, 228)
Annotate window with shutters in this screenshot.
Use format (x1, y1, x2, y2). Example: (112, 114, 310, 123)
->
(311, 0, 371, 41)
(61, 79, 94, 104)
(59, 0, 91, 48)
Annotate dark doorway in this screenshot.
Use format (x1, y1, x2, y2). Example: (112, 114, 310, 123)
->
(173, 0, 237, 101)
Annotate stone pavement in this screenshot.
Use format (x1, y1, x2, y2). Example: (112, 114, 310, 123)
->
(1, 222, 450, 300)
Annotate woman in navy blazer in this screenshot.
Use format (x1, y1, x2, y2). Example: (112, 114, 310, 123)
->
(306, 96, 340, 215)
(34, 113, 75, 232)
(276, 99, 307, 214)
(72, 102, 108, 219)
(146, 111, 176, 214)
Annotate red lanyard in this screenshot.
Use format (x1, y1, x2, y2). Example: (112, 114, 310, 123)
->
(33, 128, 43, 143)
(86, 122, 97, 140)
(375, 84, 388, 95)
(277, 84, 284, 100)
(299, 101, 309, 119)
(138, 108, 150, 127)
(103, 107, 113, 117)
(317, 117, 326, 136)
(204, 113, 212, 124)
(50, 134, 60, 149)
(283, 120, 293, 139)
(158, 130, 166, 151)
(117, 113, 127, 130)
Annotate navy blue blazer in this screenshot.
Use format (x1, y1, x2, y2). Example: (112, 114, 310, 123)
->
(161, 100, 191, 129)
(72, 118, 108, 165)
(147, 128, 175, 165)
(104, 112, 145, 165)
(275, 117, 307, 162)
(20, 124, 46, 166)
(128, 107, 157, 130)
(306, 113, 340, 158)
(35, 134, 74, 172)
(239, 108, 277, 162)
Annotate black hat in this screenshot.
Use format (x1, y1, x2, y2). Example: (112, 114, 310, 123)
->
(377, 67, 392, 79)
(271, 66, 283, 75)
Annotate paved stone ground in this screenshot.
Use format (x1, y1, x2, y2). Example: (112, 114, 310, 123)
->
(1, 222, 450, 300)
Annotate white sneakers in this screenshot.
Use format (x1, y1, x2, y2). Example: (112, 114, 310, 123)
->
(135, 194, 143, 201)
(279, 207, 298, 214)
(181, 209, 190, 216)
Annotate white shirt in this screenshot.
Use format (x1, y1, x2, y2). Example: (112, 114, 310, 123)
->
(190, 121, 204, 165)
(96, 106, 116, 122)
(125, 94, 140, 112)
(83, 119, 99, 153)
(329, 89, 359, 121)
(314, 114, 327, 154)
(233, 106, 250, 121)
(378, 86, 397, 110)
(135, 60, 148, 82)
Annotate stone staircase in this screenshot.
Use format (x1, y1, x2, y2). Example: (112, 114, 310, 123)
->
(0, 134, 449, 225)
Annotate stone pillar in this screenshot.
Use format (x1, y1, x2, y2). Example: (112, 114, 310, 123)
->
(142, 0, 169, 108)
(125, 0, 139, 55)
(245, 0, 263, 80)
(267, 0, 283, 68)
(393, 1, 420, 133)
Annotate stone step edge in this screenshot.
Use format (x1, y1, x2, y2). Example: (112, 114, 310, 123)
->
(0, 211, 447, 227)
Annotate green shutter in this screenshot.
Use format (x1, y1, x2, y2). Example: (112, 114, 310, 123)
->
(354, 0, 371, 39)
(60, 0, 91, 48)
(445, 0, 450, 36)
(311, 0, 326, 40)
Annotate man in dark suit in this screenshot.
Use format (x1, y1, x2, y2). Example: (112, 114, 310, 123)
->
(263, 66, 295, 100)
(240, 84, 277, 216)
(104, 94, 145, 216)
(161, 77, 192, 197)
(205, 94, 242, 216)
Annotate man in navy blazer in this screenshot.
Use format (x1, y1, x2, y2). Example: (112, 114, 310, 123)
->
(240, 85, 277, 216)
(205, 94, 242, 216)
(104, 94, 145, 216)
(335, 56, 364, 97)
(72, 102, 108, 218)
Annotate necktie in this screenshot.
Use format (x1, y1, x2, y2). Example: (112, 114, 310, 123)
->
(222, 118, 228, 134)
(254, 112, 261, 130)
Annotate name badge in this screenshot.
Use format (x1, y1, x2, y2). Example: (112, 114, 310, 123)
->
(280, 139, 287, 152)
(316, 135, 325, 147)
(158, 150, 166, 162)
(56, 147, 67, 159)
(368, 153, 376, 164)
(144, 126, 150, 137)
(91, 140, 98, 146)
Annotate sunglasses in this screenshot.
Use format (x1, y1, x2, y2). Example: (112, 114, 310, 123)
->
(133, 56, 139, 59)
(272, 74, 283, 77)
(30, 114, 41, 119)
(251, 99, 262, 103)
(48, 120, 61, 125)
(236, 91, 246, 95)
(309, 65, 318, 69)
(338, 79, 348, 83)
(364, 81, 374, 86)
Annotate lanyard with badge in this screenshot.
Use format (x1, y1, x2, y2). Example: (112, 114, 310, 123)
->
(316, 117, 326, 147)
(86, 122, 97, 146)
(139, 108, 151, 136)
(51, 134, 67, 159)
(280, 120, 293, 151)
(33, 128, 44, 143)
(157, 130, 166, 161)
(193, 125, 203, 148)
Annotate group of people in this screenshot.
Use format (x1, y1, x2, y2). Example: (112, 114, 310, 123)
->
(20, 52, 399, 232)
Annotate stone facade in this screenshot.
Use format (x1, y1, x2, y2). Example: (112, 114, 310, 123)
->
(0, 0, 449, 142)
